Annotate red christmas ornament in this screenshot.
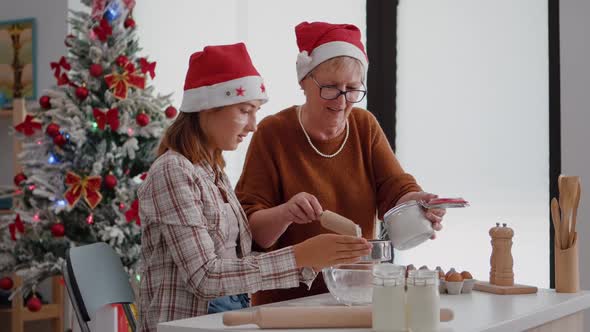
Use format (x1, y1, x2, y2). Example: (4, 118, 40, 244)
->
(136, 113, 150, 127)
(90, 63, 103, 77)
(116, 55, 129, 68)
(51, 223, 65, 237)
(14, 172, 27, 186)
(75, 86, 89, 101)
(124, 18, 136, 29)
(46, 123, 60, 137)
(140, 172, 148, 180)
(53, 134, 67, 147)
(104, 174, 118, 189)
(26, 296, 42, 312)
(165, 106, 177, 119)
(0, 277, 13, 290)
(39, 95, 51, 109)
(64, 34, 75, 47)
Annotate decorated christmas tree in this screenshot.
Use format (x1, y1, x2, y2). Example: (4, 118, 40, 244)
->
(0, 0, 176, 307)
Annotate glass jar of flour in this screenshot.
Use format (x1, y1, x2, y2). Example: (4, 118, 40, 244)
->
(406, 270, 440, 332)
(372, 263, 406, 332)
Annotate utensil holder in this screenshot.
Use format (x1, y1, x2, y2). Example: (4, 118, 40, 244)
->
(555, 238, 580, 293)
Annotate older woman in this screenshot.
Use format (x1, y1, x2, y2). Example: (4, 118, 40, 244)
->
(235, 22, 446, 305)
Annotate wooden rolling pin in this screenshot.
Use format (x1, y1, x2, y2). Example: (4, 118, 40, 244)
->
(320, 210, 362, 237)
(223, 306, 454, 328)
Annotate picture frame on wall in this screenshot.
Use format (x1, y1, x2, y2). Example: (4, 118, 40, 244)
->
(0, 17, 36, 109)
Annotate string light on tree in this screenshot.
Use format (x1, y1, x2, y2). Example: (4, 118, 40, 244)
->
(48, 153, 58, 164)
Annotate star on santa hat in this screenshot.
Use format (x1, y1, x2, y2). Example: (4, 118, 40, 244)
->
(260, 83, 266, 93)
(236, 87, 245, 96)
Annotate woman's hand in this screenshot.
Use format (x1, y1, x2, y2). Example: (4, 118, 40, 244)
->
(293, 234, 372, 269)
(397, 191, 446, 239)
(280, 192, 323, 224)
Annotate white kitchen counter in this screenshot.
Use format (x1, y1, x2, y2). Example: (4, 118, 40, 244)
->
(158, 289, 590, 332)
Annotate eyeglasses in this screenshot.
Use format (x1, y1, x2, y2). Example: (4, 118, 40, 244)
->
(309, 75, 366, 103)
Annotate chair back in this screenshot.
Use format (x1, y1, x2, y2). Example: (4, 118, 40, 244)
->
(63, 242, 136, 332)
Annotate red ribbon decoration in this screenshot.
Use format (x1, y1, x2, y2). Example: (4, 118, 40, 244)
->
(104, 58, 146, 100)
(15, 115, 42, 136)
(93, 18, 113, 42)
(139, 58, 156, 79)
(93, 108, 120, 131)
(125, 199, 140, 225)
(9, 214, 25, 241)
(64, 171, 103, 209)
(50, 56, 71, 85)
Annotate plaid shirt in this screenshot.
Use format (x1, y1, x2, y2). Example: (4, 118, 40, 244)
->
(137, 151, 313, 332)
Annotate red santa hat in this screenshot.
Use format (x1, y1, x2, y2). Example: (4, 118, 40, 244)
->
(295, 21, 368, 82)
(180, 43, 268, 113)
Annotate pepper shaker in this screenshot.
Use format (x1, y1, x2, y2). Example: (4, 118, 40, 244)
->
(493, 223, 514, 286)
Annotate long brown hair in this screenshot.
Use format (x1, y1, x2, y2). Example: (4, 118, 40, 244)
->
(157, 112, 225, 171)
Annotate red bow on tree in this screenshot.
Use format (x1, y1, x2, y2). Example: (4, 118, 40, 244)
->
(64, 171, 103, 209)
(139, 58, 156, 79)
(125, 199, 140, 225)
(50, 56, 72, 86)
(93, 108, 120, 131)
(15, 115, 42, 136)
(104, 58, 146, 100)
(93, 18, 112, 42)
(9, 214, 25, 241)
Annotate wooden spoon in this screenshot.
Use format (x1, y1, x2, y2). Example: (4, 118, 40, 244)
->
(551, 197, 561, 250)
(558, 176, 571, 249)
(569, 179, 581, 248)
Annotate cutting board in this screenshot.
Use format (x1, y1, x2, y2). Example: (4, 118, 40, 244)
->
(474, 281, 537, 295)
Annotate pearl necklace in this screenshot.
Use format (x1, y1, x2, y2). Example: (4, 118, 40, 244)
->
(297, 106, 349, 158)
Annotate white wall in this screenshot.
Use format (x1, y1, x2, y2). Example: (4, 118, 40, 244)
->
(0, 0, 68, 186)
(559, 0, 590, 325)
(395, 0, 550, 288)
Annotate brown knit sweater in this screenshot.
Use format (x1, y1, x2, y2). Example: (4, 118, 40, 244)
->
(235, 106, 421, 305)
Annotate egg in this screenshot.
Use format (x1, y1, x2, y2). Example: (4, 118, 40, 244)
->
(446, 272, 463, 282)
(461, 271, 473, 279)
(445, 267, 456, 279)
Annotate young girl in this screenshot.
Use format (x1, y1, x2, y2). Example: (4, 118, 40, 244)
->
(137, 43, 371, 332)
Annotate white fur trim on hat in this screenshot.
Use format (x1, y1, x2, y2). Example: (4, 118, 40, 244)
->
(180, 75, 268, 113)
(296, 41, 368, 82)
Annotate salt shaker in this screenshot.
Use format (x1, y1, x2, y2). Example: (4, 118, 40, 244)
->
(372, 263, 406, 332)
(406, 270, 440, 332)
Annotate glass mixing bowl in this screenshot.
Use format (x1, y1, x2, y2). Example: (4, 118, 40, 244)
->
(322, 263, 374, 305)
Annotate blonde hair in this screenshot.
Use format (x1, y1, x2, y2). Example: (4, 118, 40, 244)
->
(157, 112, 225, 172)
(313, 56, 365, 81)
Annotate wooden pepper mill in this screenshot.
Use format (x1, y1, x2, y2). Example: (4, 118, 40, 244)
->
(490, 223, 514, 286)
(475, 223, 537, 294)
